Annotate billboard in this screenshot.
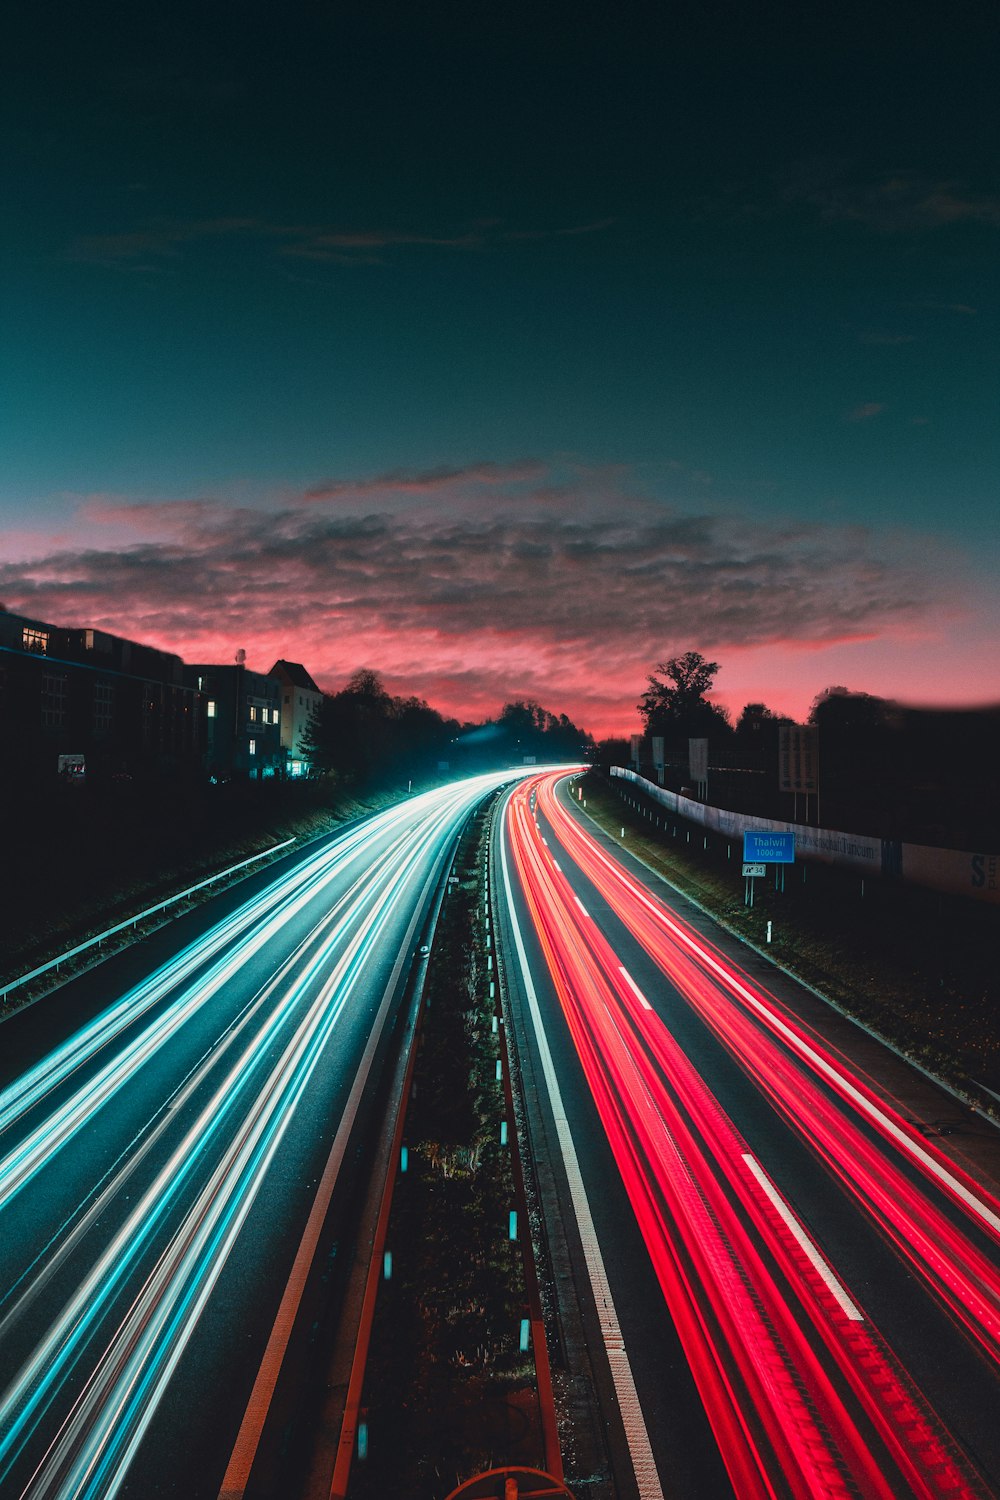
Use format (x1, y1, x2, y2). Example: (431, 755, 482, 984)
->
(778, 725, 819, 793)
(688, 737, 708, 782)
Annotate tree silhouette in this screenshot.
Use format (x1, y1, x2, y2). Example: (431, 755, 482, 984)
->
(638, 651, 730, 739)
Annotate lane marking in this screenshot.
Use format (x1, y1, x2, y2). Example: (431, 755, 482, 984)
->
(565, 816, 1000, 1239)
(741, 1155, 864, 1322)
(499, 809, 664, 1500)
(618, 967, 653, 1011)
(574, 896, 589, 918)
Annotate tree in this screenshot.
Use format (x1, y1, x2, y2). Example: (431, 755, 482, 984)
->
(638, 651, 730, 739)
(735, 702, 782, 737)
(808, 686, 886, 733)
(497, 701, 594, 762)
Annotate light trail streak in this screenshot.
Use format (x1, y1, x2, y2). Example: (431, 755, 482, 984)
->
(533, 776, 1000, 1366)
(0, 812, 406, 1133)
(504, 776, 983, 1499)
(496, 797, 664, 1500)
(0, 770, 539, 1500)
(0, 805, 429, 1164)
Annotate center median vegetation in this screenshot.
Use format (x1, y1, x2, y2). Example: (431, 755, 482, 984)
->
(348, 796, 553, 1498)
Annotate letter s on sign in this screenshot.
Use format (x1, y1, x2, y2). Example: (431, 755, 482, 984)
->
(972, 854, 985, 888)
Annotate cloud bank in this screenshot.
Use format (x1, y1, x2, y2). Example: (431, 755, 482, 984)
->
(0, 465, 959, 733)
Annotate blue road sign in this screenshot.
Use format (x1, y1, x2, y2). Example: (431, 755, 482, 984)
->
(743, 831, 796, 863)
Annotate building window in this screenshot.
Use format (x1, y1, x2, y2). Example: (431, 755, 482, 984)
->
(249, 738, 257, 756)
(93, 680, 114, 734)
(207, 700, 216, 718)
(249, 705, 258, 722)
(41, 671, 68, 728)
(22, 627, 49, 655)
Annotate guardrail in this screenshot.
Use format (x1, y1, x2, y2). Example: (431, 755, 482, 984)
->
(611, 766, 999, 905)
(1, 837, 297, 1005)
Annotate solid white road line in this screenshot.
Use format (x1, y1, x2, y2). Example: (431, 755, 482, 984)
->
(499, 812, 664, 1500)
(741, 1154, 864, 1322)
(618, 967, 653, 1011)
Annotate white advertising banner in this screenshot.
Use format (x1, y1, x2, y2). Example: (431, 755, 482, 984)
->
(611, 766, 998, 905)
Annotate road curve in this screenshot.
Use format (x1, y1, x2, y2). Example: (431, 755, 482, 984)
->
(0, 772, 526, 1500)
(497, 771, 1000, 1499)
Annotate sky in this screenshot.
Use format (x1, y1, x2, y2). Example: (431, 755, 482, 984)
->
(2, 1, 997, 737)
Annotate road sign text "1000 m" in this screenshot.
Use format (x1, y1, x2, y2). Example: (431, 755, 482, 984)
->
(743, 831, 796, 864)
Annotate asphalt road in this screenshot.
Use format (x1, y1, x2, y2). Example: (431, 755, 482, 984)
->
(0, 773, 523, 1500)
(495, 772, 1000, 1500)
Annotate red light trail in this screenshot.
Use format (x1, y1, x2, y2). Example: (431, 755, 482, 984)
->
(504, 774, 990, 1498)
(532, 776, 1000, 1362)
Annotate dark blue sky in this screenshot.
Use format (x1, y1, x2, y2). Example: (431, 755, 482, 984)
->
(2, 1, 998, 730)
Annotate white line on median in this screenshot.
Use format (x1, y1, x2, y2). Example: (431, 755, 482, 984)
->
(742, 1154, 864, 1322)
(499, 809, 664, 1500)
(618, 967, 653, 1011)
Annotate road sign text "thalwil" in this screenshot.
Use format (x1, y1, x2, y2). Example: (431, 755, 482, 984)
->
(743, 831, 796, 864)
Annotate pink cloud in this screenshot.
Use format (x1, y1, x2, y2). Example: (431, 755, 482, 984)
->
(303, 460, 547, 503)
(1, 467, 993, 738)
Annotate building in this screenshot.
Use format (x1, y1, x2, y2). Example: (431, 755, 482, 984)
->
(269, 660, 323, 776)
(0, 607, 201, 780)
(185, 657, 283, 780)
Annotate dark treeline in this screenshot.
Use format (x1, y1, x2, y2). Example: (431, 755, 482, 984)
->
(595, 652, 1000, 849)
(304, 669, 594, 789)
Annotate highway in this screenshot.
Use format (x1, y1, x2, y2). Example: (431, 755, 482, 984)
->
(497, 772, 1000, 1499)
(0, 772, 523, 1500)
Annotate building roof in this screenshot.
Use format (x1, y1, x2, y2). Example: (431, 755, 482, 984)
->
(269, 660, 321, 693)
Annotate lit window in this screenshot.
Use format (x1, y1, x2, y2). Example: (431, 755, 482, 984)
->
(250, 705, 258, 722)
(22, 627, 49, 655)
(207, 700, 216, 718)
(249, 738, 257, 755)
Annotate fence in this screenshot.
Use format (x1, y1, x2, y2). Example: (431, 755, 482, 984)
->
(611, 767, 999, 905)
